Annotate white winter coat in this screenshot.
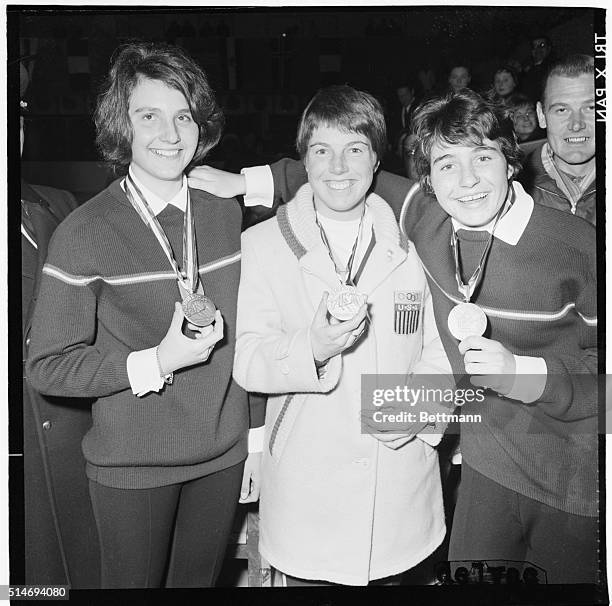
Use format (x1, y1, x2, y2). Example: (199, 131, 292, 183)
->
(234, 184, 452, 585)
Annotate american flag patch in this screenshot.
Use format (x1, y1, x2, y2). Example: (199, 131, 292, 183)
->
(394, 291, 422, 334)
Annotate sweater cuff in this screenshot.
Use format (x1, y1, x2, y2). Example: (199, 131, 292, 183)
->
(506, 355, 547, 403)
(242, 165, 274, 208)
(127, 348, 165, 396)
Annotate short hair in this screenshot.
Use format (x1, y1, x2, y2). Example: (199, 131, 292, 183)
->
(412, 89, 522, 193)
(505, 93, 536, 116)
(295, 85, 387, 160)
(396, 82, 415, 92)
(449, 64, 471, 78)
(507, 93, 535, 110)
(494, 65, 519, 87)
(541, 54, 594, 106)
(95, 41, 224, 173)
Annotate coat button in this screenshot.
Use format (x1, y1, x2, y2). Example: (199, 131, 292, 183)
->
(42, 421, 51, 431)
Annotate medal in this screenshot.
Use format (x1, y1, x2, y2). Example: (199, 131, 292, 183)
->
(447, 196, 510, 340)
(181, 292, 217, 327)
(447, 302, 488, 340)
(124, 173, 217, 322)
(327, 285, 367, 321)
(316, 202, 368, 322)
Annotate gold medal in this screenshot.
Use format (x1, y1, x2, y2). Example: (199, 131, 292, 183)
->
(447, 197, 510, 341)
(447, 302, 488, 340)
(182, 292, 217, 327)
(124, 174, 219, 327)
(327, 285, 366, 321)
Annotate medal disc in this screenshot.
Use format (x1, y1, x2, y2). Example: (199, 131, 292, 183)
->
(447, 302, 487, 340)
(182, 293, 217, 327)
(327, 285, 366, 321)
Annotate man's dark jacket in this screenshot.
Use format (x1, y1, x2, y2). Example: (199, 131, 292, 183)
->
(22, 181, 100, 587)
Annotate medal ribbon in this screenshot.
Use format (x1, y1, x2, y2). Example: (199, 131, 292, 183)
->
(315, 203, 367, 287)
(450, 189, 512, 303)
(123, 174, 200, 295)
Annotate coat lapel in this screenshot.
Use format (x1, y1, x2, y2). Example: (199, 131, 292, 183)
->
(354, 240, 406, 297)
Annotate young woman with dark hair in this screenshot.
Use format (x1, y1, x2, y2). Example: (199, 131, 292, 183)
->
(26, 41, 263, 589)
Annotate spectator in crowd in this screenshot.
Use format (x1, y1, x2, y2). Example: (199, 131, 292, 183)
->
(417, 65, 438, 100)
(26, 42, 264, 589)
(519, 54, 595, 224)
(187, 87, 598, 585)
(396, 82, 418, 133)
(447, 64, 472, 93)
(391, 81, 419, 177)
(20, 61, 100, 588)
(522, 35, 554, 100)
(488, 66, 519, 107)
(233, 84, 453, 586)
(506, 93, 546, 143)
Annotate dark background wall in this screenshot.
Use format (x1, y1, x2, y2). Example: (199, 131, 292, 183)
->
(14, 6, 595, 201)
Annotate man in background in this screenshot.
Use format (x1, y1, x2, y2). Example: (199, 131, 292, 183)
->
(522, 35, 554, 101)
(519, 54, 595, 225)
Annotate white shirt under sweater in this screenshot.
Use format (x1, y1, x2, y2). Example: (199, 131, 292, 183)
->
(122, 168, 266, 451)
(315, 208, 373, 285)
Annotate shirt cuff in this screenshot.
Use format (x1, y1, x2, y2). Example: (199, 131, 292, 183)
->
(506, 355, 547, 403)
(248, 426, 265, 453)
(127, 348, 165, 397)
(241, 165, 274, 208)
(418, 432, 443, 448)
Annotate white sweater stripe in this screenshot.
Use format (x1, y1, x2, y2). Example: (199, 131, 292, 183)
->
(42, 250, 241, 287)
(423, 264, 597, 325)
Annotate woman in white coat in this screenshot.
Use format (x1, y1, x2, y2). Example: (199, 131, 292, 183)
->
(234, 85, 453, 586)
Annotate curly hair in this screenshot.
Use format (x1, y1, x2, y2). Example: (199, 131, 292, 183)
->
(295, 84, 387, 161)
(412, 89, 522, 193)
(94, 41, 224, 173)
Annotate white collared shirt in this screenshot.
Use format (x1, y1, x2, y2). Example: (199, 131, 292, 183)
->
(450, 181, 533, 246)
(125, 167, 188, 214)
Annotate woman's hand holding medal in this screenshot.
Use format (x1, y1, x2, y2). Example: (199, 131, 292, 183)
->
(459, 335, 516, 395)
(157, 302, 224, 375)
(310, 292, 368, 366)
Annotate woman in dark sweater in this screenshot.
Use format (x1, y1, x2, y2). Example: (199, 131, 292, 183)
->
(26, 42, 263, 588)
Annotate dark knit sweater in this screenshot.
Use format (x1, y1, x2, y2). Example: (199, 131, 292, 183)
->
(26, 179, 263, 489)
(403, 187, 598, 516)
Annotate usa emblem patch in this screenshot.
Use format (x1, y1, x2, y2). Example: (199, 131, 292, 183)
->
(394, 291, 422, 334)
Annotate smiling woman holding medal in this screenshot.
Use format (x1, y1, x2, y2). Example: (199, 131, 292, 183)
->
(406, 89, 598, 583)
(233, 85, 453, 586)
(26, 42, 263, 588)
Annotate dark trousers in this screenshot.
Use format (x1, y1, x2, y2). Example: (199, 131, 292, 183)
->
(88, 461, 244, 588)
(449, 463, 599, 584)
